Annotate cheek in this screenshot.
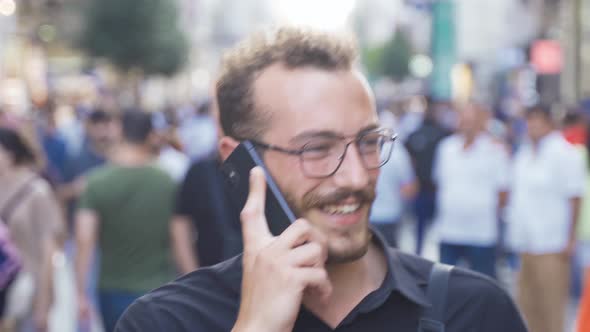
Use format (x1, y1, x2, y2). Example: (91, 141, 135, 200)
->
(366, 168, 380, 192)
(265, 155, 318, 206)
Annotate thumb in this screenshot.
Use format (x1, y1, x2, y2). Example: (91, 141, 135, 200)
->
(240, 167, 272, 249)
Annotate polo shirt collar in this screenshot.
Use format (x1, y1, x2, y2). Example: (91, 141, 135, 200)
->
(539, 131, 560, 146)
(225, 228, 430, 309)
(457, 132, 488, 149)
(370, 229, 430, 308)
(528, 131, 560, 152)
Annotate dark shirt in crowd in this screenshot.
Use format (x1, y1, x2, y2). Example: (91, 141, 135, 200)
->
(64, 139, 106, 183)
(41, 132, 68, 185)
(405, 119, 450, 192)
(175, 157, 242, 267)
(63, 139, 106, 227)
(115, 232, 527, 332)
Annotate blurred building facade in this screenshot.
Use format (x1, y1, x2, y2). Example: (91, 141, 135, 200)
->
(0, 0, 586, 111)
(561, 0, 590, 104)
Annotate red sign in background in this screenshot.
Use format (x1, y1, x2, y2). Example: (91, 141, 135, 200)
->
(530, 40, 563, 75)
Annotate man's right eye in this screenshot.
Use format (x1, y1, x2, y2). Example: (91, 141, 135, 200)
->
(302, 143, 333, 159)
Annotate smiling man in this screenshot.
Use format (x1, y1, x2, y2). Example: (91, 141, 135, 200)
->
(115, 27, 527, 332)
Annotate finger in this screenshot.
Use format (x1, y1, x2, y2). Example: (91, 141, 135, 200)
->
(287, 242, 326, 267)
(275, 219, 315, 250)
(306, 224, 328, 255)
(275, 219, 328, 262)
(295, 267, 332, 302)
(240, 167, 272, 248)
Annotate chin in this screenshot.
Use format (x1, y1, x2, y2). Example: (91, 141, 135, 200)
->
(300, 204, 374, 264)
(325, 225, 372, 264)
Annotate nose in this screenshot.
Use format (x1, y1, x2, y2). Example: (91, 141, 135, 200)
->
(332, 144, 371, 189)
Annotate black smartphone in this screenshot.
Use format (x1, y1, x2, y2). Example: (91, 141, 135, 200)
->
(220, 140, 296, 236)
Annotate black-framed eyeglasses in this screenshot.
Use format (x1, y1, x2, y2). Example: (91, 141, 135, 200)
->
(247, 128, 397, 179)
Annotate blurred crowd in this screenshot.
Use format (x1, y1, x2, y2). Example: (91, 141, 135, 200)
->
(0, 95, 223, 332)
(375, 96, 588, 332)
(1, 88, 590, 332)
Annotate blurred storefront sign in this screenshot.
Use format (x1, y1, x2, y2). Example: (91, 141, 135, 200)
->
(451, 63, 473, 103)
(530, 39, 563, 75)
(430, 0, 456, 101)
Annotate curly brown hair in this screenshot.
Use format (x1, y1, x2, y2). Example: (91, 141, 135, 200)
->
(216, 27, 359, 140)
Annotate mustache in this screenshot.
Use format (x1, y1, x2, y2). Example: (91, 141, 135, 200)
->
(302, 187, 376, 209)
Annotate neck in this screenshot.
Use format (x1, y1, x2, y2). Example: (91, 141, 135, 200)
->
(462, 131, 479, 148)
(531, 130, 553, 148)
(112, 143, 154, 167)
(303, 242, 387, 328)
(0, 166, 28, 182)
(90, 141, 109, 157)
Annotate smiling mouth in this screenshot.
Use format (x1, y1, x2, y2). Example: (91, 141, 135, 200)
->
(320, 202, 362, 215)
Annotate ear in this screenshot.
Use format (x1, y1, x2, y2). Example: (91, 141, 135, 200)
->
(219, 136, 239, 162)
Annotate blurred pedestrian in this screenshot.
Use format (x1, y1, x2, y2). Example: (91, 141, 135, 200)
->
(58, 109, 116, 227)
(171, 99, 241, 273)
(405, 96, 451, 254)
(171, 154, 242, 273)
(37, 102, 68, 186)
(578, 271, 590, 332)
(369, 111, 417, 247)
(562, 111, 587, 146)
(0, 127, 65, 332)
(561, 110, 589, 300)
(433, 102, 510, 278)
(575, 118, 590, 332)
(57, 108, 116, 331)
(508, 104, 585, 332)
(152, 111, 189, 182)
(177, 100, 217, 162)
(58, 105, 87, 160)
(75, 111, 176, 332)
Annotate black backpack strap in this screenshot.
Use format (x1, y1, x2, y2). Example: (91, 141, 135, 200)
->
(418, 263, 453, 332)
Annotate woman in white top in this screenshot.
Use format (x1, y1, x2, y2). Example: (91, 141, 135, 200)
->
(0, 127, 65, 332)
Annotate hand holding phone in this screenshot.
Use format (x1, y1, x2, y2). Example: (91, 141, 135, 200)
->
(221, 141, 296, 236)
(231, 167, 332, 332)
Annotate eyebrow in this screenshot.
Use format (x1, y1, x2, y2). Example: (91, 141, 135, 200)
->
(289, 123, 381, 144)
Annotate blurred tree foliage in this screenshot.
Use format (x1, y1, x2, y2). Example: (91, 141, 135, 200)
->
(79, 0, 188, 77)
(363, 29, 413, 82)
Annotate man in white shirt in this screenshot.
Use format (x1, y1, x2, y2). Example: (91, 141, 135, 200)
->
(508, 105, 585, 332)
(433, 102, 510, 278)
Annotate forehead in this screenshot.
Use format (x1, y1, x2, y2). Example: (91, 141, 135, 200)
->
(459, 103, 487, 118)
(526, 112, 551, 123)
(88, 120, 110, 127)
(252, 64, 377, 143)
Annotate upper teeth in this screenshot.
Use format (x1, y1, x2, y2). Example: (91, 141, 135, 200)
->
(323, 203, 360, 215)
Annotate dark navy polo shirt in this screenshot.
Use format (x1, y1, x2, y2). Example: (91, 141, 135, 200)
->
(115, 232, 527, 332)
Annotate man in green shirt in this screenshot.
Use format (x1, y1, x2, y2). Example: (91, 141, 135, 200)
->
(75, 111, 176, 332)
